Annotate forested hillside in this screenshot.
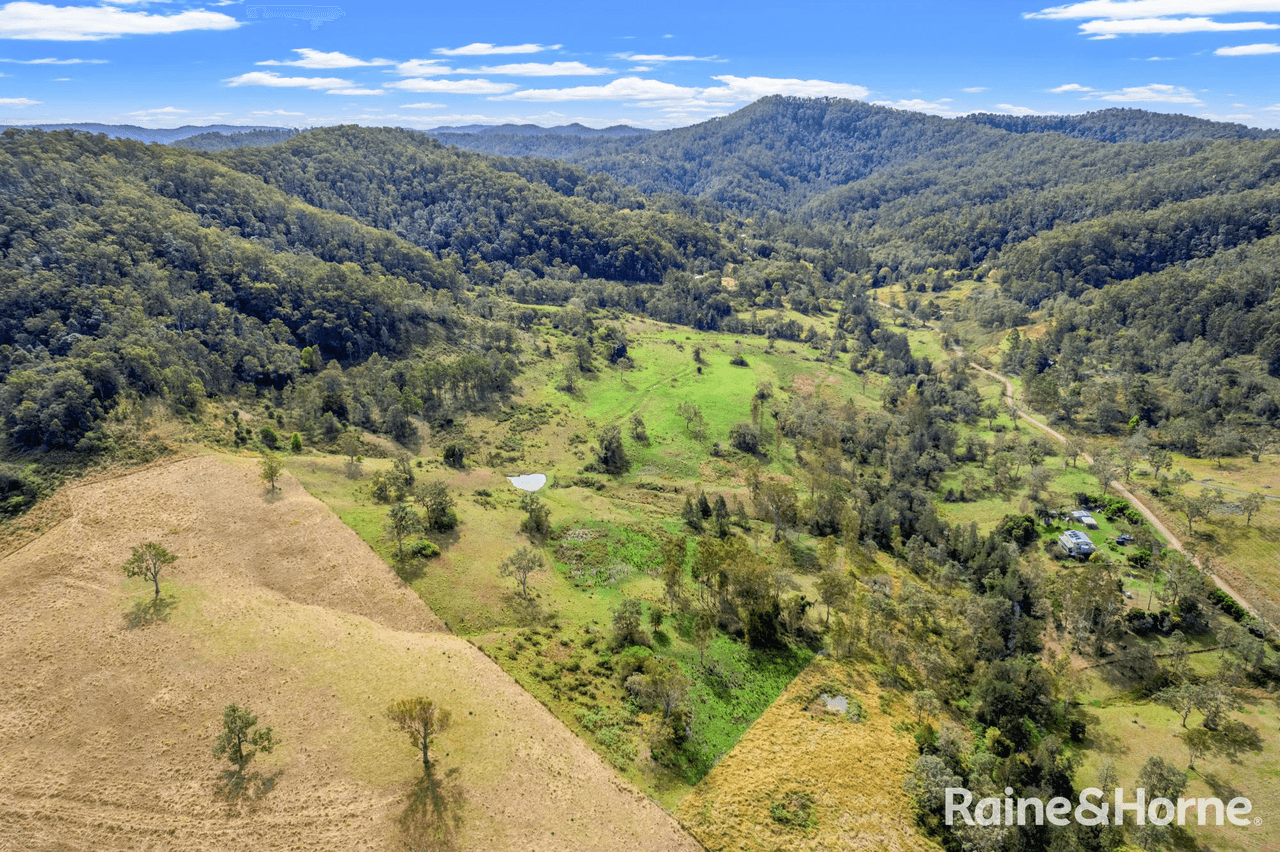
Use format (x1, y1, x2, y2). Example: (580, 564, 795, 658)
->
(0, 127, 744, 471)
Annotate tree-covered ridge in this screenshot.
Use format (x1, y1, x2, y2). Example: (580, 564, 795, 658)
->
(216, 126, 736, 284)
(958, 108, 1279, 143)
(0, 128, 483, 452)
(172, 128, 299, 152)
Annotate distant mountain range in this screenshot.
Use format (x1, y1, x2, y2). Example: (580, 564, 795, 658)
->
(0, 123, 289, 144)
(423, 122, 649, 137)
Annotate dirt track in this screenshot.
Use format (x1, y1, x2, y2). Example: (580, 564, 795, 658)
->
(0, 455, 702, 852)
(970, 362, 1274, 635)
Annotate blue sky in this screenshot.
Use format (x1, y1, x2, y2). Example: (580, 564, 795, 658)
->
(1, 0, 1278, 129)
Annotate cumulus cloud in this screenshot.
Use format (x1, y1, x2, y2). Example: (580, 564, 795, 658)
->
(250, 109, 304, 116)
(224, 71, 354, 89)
(326, 87, 384, 96)
(385, 77, 519, 94)
(433, 42, 559, 56)
(709, 75, 871, 100)
(995, 103, 1043, 114)
(1216, 41, 1280, 51)
(401, 102, 444, 108)
(453, 61, 612, 76)
(494, 76, 699, 102)
(1050, 82, 1094, 91)
(614, 52, 720, 62)
(0, 56, 106, 63)
(962, 86, 988, 92)
(258, 48, 392, 69)
(1080, 16, 1278, 34)
(493, 74, 871, 106)
(1028, 1, 1280, 19)
(1094, 82, 1202, 101)
(396, 59, 453, 76)
(128, 105, 186, 115)
(0, 95, 39, 105)
(872, 98, 958, 114)
(0, 2, 239, 40)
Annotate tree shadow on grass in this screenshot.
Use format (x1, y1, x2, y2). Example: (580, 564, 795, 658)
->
(215, 766, 283, 813)
(1200, 771, 1244, 802)
(1206, 719, 1264, 763)
(504, 590, 552, 627)
(394, 557, 425, 583)
(123, 594, 177, 629)
(398, 764, 465, 852)
(1078, 709, 1129, 757)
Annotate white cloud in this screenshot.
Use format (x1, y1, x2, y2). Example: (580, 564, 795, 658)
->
(1216, 41, 1280, 51)
(495, 76, 699, 102)
(1028, 1, 1280, 19)
(385, 77, 518, 94)
(0, 2, 239, 41)
(224, 71, 354, 89)
(1051, 82, 1094, 91)
(0, 95, 39, 105)
(401, 102, 444, 108)
(1094, 82, 1202, 101)
(433, 42, 559, 56)
(493, 74, 871, 106)
(962, 86, 988, 92)
(250, 109, 304, 116)
(1146, 55, 1175, 58)
(326, 87, 384, 96)
(1266, 102, 1280, 108)
(128, 105, 186, 115)
(872, 98, 959, 114)
(708, 75, 870, 101)
(453, 61, 613, 76)
(627, 65, 652, 72)
(1090, 32, 1120, 38)
(396, 59, 453, 76)
(994, 103, 1044, 114)
(1080, 16, 1278, 34)
(258, 48, 393, 69)
(615, 52, 719, 62)
(0, 56, 106, 63)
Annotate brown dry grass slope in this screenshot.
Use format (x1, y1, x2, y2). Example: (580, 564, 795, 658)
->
(677, 660, 938, 852)
(0, 455, 702, 852)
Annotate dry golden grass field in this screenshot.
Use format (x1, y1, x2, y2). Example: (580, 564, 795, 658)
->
(0, 455, 701, 852)
(677, 659, 938, 852)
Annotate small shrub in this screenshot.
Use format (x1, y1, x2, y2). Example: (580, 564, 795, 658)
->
(409, 539, 440, 560)
(259, 425, 279, 449)
(769, 790, 816, 828)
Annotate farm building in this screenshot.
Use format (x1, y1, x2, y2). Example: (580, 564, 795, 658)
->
(1058, 530, 1096, 558)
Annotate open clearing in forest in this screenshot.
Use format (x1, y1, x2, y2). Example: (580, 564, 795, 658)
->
(0, 455, 701, 852)
(676, 660, 938, 852)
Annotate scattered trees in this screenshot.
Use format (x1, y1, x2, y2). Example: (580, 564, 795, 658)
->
(593, 425, 630, 474)
(385, 503, 419, 564)
(415, 480, 458, 532)
(676, 401, 707, 440)
(519, 492, 551, 539)
(259, 451, 284, 491)
(499, 546, 544, 598)
(213, 704, 277, 771)
(386, 697, 452, 773)
(123, 542, 178, 599)
(1240, 492, 1265, 527)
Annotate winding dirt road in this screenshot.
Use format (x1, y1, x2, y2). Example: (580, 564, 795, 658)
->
(968, 361, 1273, 634)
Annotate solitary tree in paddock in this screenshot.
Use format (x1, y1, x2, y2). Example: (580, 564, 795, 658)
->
(387, 697, 452, 773)
(123, 542, 177, 599)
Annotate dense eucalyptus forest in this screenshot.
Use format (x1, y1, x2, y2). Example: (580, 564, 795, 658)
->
(2, 97, 1279, 852)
